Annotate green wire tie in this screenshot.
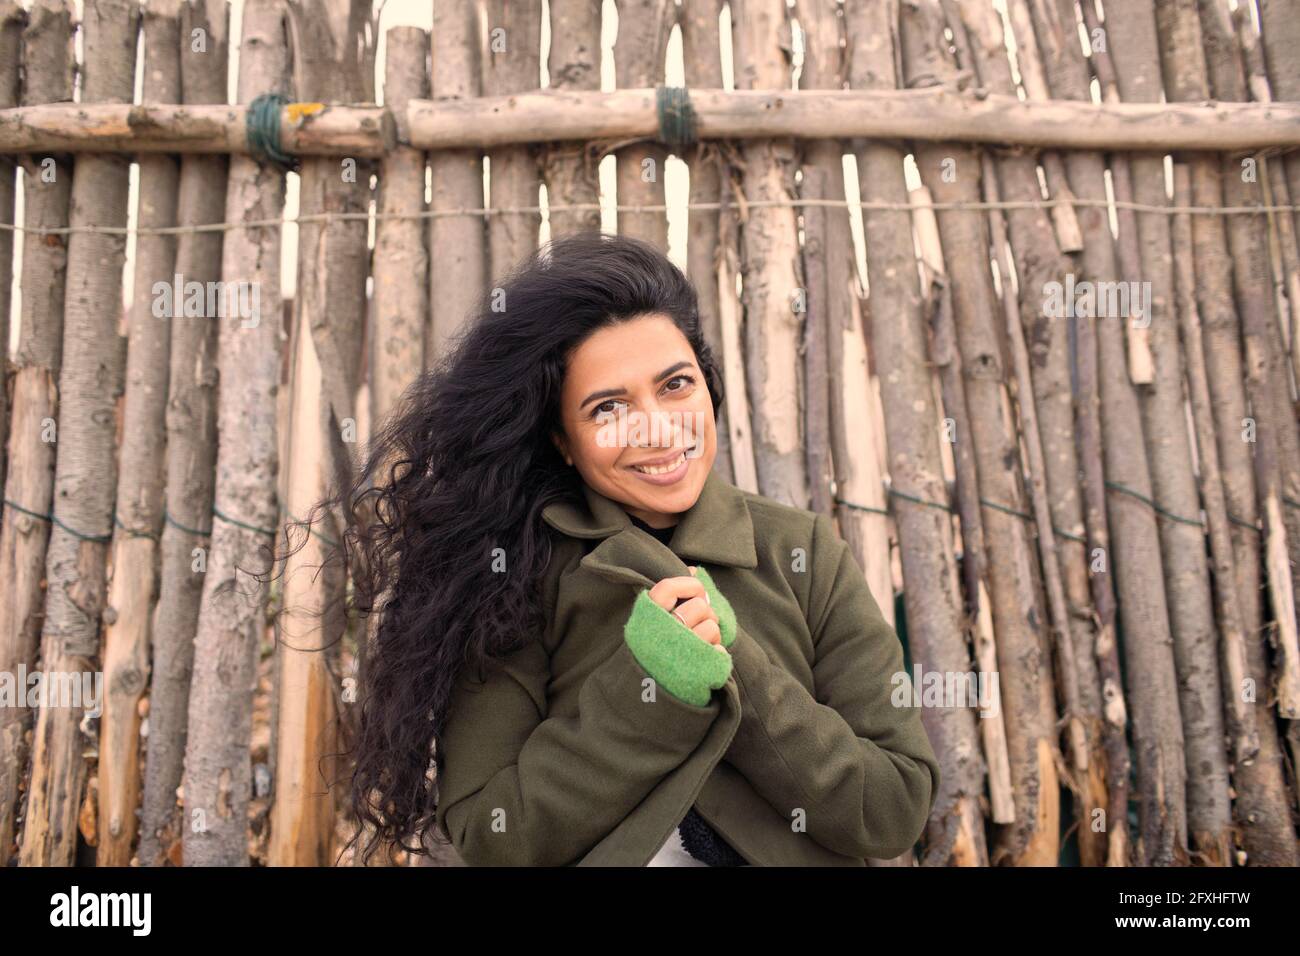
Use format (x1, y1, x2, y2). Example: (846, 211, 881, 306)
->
(656, 85, 698, 148)
(246, 92, 299, 173)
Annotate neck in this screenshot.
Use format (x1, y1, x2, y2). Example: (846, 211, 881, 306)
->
(625, 506, 679, 530)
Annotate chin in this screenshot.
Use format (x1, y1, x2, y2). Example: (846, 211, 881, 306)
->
(653, 481, 703, 510)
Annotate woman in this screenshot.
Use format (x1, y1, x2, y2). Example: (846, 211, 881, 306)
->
(338, 232, 940, 866)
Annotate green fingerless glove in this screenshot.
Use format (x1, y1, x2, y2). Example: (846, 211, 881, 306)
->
(623, 566, 737, 708)
(693, 566, 737, 649)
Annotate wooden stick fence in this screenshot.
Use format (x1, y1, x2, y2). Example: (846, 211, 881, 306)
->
(0, 0, 1298, 869)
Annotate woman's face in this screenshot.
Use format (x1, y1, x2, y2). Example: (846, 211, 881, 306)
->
(553, 313, 718, 528)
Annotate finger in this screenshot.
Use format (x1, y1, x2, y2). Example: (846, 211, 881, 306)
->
(647, 576, 707, 610)
(687, 566, 710, 603)
(692, 619, 723, 646)
(670, 596, 718, 630)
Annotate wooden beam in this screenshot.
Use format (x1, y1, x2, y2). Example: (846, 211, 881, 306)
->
(2, 87, 1299, 155)
(406, 88, 1300, 151)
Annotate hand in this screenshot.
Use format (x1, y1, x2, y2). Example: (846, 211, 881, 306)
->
(646, 567, 724, 648)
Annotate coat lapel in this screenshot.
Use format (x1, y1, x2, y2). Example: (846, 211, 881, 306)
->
(541, 469, 757, 865)
(541, 468, 758, 590)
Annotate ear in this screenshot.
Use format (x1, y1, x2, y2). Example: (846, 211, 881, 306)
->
(550, 430, 572, 466)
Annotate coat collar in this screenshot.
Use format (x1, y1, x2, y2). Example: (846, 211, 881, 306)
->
(542, 467, 758, 571)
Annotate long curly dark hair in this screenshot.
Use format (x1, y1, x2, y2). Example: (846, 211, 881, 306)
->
(316, 232, 726, 864)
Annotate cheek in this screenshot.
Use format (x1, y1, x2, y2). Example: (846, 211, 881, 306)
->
(575, 426, 625, 472)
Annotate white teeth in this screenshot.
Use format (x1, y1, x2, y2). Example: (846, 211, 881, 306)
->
(632, 451, 686, 475)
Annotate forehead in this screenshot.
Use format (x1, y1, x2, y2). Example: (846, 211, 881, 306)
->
(563, 315, 694, 386)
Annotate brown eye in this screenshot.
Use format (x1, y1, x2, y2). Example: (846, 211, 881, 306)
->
(664, 374, 695, 394)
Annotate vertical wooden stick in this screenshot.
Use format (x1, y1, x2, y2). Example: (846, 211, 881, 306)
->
(97, 0, 181, 867)
(1115, 0, 1232, 864)
(183, 0, 288, 867)
(680, 0, 738, 484)
(270, 0, 372, 868)
(730, 0, 807, 508)
(140, 0, 230, 868)
(0, 1, 19, 485)
(482, 0, 542, 275)
(429, 0, 486, 361)
(544, 0, 601, 239)
(901, 0, 1059, 867)
(844, 0, 987, 868)
(0, 0, 63, 867)
(613, 0, 672, 249)
(20, 0, 139, 868)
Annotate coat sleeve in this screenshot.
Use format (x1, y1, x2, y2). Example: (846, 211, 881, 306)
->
(721, 511, 941, 860)
(434, 596, 724, 866)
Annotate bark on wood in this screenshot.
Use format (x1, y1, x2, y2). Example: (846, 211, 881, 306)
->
(0, 0, 68, 868)
(372, 26, 428, 421)
(1114, 0, 1232, 865)
(912, 184, 1015, 829)
(0, 102, 393, 155)
(182, 0, 288, 867)
(1166, 0, 1297, 867)
(1054, 0, 1190, 866)
(987, 0, 1113, 868)
(901, 0, 1059, 867)
(139, 0, 229, 868)
(978, 150, 1088, 785)
(1232, 1, 1300, 819)
(4, 89, 1299, 155)
(353, 24, 430, 870)
(481, 0, 542, 276)
(1170, 163, 1260, 768)
(1021, 0, 1134, 867)
(680, 0, 738, 485)
(1003, 0, 1082, 254)
(844, 0, 987, 868)
(1195, 0, 1300, 721)
(730, 0, 807, 508)
(428, 0, 486, 363)
(613, 0, 672, 249)
(801, 0, 890, 622)
(543, 0, 601, 239)
(270, 0, 371, 868)
(948, 0, 1092, 797)
(1237, 14, 1300, 395)
(1257, 0, 1300, 248)
(795, 1, 838, 522)
(97, 0, 181, 867)
(402, 87, 1300, 151)
(1066, 0, 1196, 868)
(717, 169, 759, 494)
(0, 1, 20, 487)
(1199, 0, 1300, 821)
(18, 0, 138, 867)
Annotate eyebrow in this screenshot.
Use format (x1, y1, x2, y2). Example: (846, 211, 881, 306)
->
(579, 360, 695, 410)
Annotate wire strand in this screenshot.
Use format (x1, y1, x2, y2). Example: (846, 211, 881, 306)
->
(2, 195, 1298, 238)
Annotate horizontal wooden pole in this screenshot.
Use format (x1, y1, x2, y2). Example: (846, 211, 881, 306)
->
(1, 88, 1297, 155)
(407, 88, 1300, 151)
(0, 102, 395, 157)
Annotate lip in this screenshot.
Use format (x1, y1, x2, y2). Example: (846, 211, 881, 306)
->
(628, 445, 696, 468)
(625, 445, 695, 486)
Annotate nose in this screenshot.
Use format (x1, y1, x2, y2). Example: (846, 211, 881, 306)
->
(629, 404, 682, 449)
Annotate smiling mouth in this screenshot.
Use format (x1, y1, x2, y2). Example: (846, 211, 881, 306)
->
(628, 445, 696, 475)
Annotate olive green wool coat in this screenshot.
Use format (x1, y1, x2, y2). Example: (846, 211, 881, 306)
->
(433, 469, 941, 865)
